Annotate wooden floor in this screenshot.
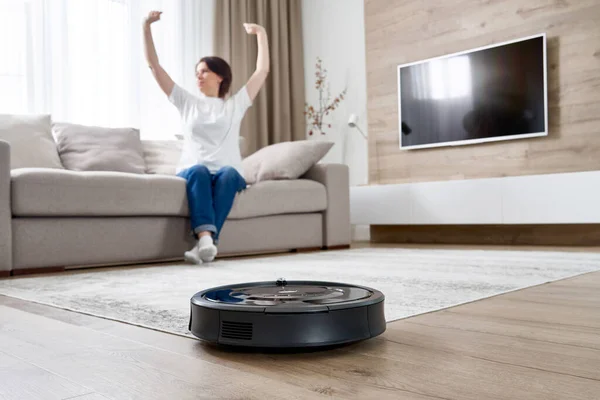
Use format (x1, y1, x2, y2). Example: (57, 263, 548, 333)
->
(1, 243, 600, 400)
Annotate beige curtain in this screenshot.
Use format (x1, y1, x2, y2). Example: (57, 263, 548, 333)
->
(214, 0, 305, 155)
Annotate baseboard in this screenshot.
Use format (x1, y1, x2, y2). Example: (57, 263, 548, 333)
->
(371, 225, 600, 246)
(11, 266, 65, 276)
(0, 271, 10, 278)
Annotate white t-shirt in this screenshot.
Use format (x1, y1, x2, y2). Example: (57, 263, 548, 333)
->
(169, 84, 252, 176)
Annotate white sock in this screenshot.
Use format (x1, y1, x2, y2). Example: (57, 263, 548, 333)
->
(198, 235, 217, 262)
(184, 242, 202, 265)
(199, 235, 213, 248)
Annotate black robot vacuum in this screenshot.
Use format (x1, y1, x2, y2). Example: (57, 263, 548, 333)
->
(189, 279, 386, 348)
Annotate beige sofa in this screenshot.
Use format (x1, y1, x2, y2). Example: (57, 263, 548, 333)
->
(0, 139, 350, 276)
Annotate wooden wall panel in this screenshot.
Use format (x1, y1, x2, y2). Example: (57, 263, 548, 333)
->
(365, 0, 600, 184)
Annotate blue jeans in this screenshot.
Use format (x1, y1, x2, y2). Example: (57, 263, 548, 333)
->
(177, 165, 247, 244)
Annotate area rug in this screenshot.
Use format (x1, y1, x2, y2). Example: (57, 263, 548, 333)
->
(1, 247, 599, 338)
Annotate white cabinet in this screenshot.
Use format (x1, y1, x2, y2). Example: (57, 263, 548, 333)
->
(501, 171, 600, 224)
(350, 184, 411, 224)
(350, 170, 600, 225)
(410, 178, 503, 224)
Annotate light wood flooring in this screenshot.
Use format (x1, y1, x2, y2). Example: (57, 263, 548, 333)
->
(0, 243, 599, 400)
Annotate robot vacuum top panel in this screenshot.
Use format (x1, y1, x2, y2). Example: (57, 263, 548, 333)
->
(191, 280, 384, 314)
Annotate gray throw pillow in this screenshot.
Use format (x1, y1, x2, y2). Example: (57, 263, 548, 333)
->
(142, 140, 183, 175)
(242, 140, 334, 184)
(53, 122, 146, 174)
(0, 114, 64, 170)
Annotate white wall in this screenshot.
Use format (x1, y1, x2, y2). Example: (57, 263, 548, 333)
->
(302, 0, 368, 187)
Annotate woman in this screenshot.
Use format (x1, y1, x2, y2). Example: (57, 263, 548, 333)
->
(143, 11, 269, 264)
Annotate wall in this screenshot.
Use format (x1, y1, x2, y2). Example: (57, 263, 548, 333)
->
(302, 0, 369, 186)
(365, 0, 600, 185)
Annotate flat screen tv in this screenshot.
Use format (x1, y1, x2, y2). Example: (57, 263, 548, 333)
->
(397, 33, 547, 149)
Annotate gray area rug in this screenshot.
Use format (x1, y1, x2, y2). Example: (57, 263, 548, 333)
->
(1, 248, 599, 338)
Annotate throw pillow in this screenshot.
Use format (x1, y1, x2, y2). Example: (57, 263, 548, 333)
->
(142, 140, 183, 175)
(242, 140, 334, 184)
(0, 114, 64, 169)
(53, 122, 146, 174)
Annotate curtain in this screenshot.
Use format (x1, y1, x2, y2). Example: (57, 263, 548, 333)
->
(213, 0, 305, 155)
(0, 0, 214, 140)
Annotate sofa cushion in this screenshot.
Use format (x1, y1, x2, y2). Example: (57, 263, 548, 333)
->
(11, 168, 188, 217)
(142, 140, 183, 175)
(228, 180, 327, 220)
(11, 169, 327, 218)
(53, 122, 146, 174)
(0, 114, 64, 170)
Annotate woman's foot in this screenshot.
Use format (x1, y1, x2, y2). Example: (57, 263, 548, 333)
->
(184, 243, 203, 265)
(198, 235, 218, 262)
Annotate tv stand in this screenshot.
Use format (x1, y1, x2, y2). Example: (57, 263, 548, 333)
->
(351, 170, 600, 227)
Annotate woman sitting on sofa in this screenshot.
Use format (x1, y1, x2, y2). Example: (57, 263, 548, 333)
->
(143, 10, 269, 264)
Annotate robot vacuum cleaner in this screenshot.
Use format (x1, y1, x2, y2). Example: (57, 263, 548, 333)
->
(189, 279, 386, 348)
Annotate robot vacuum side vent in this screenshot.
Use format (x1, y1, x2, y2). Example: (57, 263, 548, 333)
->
(221, 321, 253, 341)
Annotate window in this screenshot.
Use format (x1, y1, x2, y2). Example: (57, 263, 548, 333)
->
(0, 0, 30, 113)
(0, 0, 213, 139)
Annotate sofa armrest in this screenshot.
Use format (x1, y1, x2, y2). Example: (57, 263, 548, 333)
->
(0, 140, 11, 272)
(302, 163, 350, 248)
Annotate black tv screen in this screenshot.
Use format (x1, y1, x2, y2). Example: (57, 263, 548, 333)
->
(397, 34, 547, 149)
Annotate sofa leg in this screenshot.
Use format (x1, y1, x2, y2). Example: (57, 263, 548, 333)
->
(322, 244, 351, 251)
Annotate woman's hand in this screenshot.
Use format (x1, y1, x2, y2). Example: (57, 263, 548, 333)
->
(145, 11, 162, 26)
(243, 23, 265, 35)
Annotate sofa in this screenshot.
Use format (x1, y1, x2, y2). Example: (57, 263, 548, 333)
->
(0, 119, 350, 276)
